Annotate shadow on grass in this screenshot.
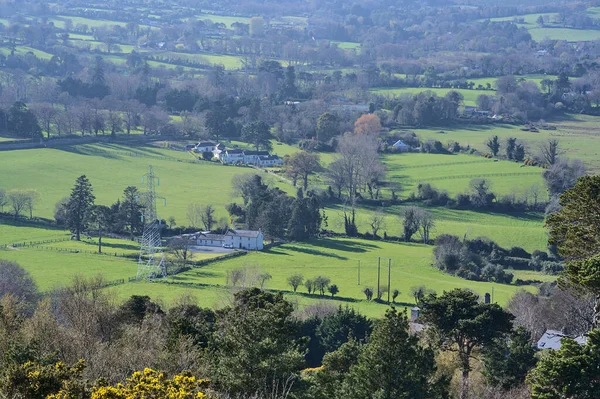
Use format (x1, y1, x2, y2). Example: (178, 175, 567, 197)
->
(311, 237, 378, 252)
(285, 245, 349, 260)
(263, 248, 291, 256)
(56, 144, 124, 160)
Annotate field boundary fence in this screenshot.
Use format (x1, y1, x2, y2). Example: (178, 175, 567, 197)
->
(1, 237, 71, 249)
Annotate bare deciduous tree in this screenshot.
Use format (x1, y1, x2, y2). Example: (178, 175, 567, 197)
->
(8, 189, 30, 218)
(369, 209, 386, 237)
(200, 205, 216, 231)
(328, 132, 384, 199)
(539, 139, 560, 165)
(169, 237, 194, 267)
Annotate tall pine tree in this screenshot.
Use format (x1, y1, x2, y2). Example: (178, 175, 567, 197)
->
(66, 175, 95, 240)
(120, 186, 143, 240)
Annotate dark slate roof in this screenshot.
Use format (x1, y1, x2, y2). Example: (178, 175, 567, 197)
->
(226, 229, 261, 238)
(197, 141, 216, 147)
(198, 232, 226, 241)
(226, 149, 244, 154)
(259, 155, 280, 160)
(244, 150, 270, 156)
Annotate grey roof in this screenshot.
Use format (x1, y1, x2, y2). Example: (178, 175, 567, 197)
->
(197, 141, 216, 147)
(537, 329, 588, 350)
(198, 232, 226, 241)
(226, 229, 261, 238)
(226, 149, 244, 154)
(259, 155, 281, 160)
(244, 150, 270, 156)
(393, 140, 409, 147)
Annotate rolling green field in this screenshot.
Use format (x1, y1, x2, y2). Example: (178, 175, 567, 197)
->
(137, 238, 545, 317)
(383, 153, 545, 198)
(484, 11, 600, 42)
(408, 114, 600, 171)
(0, 143, 257, 224)
(323, 204, 547, 252)
(331, 41, 361, 50)
(0, 223, 68, 246)
(371, 87, 481, 106)
(0, 141, 550, 251)
(0, 247, 138, 291)
(0, 235, 549, 317)
(192, 13, 252, 27)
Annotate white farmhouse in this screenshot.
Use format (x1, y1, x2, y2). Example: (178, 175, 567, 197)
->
(195, 141, 216, 153)
(220, 149, 245, 164)
(225, 229, 264, 250)
(257, 154, 284, 167)
(243, 150, 270, 165)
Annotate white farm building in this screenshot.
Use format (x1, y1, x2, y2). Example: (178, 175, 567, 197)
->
(186, 229, 264, 250)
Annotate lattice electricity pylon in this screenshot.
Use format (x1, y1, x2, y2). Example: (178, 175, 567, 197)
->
(137, 165, 167, 281)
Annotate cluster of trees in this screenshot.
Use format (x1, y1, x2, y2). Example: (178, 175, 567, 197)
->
(53, 175, 143, 246)
(0, 188, 40, 219)
(433, 234, 564, 284)
(415, 179, 547, 213)
(387, 90, 464, 126)
(227, 174, 322, 241)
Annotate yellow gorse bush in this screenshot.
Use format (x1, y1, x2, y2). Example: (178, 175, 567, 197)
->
(90, 368, 207, 399)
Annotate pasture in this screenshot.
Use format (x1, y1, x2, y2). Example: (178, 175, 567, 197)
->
(0, 235, 548, 317)
(0, 143, 257, 224)
(323, 204, 547, 252)
(371, 87, 481, 106)
(383, 153, 545, 198)
(0, 140, 550, 250)
(484, 11, 600, 42)
(0, 247, 138, 291)
(151, 238, 545, 317)
(408, 114, 600, 171)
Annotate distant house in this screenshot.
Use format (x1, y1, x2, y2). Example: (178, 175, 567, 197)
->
(257, 154, 283, 167)
(220, 149, 246, 164)
(392, 140, 410, 152)
(225, 229, 264, 250)
(244, 150, 270, 165)
(536, 329, 588, 350)
(195, 141, 216, 153)
(196, 232, 226, 247)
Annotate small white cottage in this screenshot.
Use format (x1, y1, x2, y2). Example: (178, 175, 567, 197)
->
(225, 229, 264, 250)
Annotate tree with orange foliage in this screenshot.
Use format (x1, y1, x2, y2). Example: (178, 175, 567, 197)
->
(354, 114, 381, 136)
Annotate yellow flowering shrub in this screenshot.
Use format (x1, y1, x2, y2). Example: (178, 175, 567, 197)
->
(89, 368, 207, 399)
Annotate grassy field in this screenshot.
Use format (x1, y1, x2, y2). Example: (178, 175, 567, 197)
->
(371, 87, 480, 106)
(331, 41, 361, 50)
(323, 204, 547, 252)
(0, 247, 138, 291)
(192, 13, 251, 27)
(383, 153, 545, 198)
(407, 114, 600, 172)
(148, 238, 544, 316)
(484, 12, 600, 42)
(0, 233, 550, 316)
(0, 143, 258, 224)
(0, 223, 69, 246)
(160, 51, 243, 69)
